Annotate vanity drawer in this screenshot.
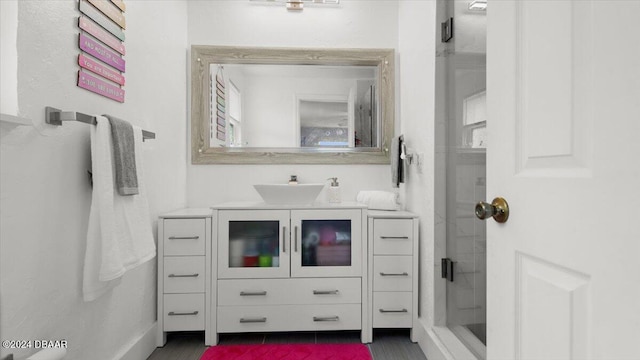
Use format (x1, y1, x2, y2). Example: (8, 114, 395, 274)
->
(373, 292, 412, 328)
(163, 256, 205, 294)
(163, 219, 206, 256)
(373, 256, 413, 292)
(217, 304, 361, 333)
(373, 219, 413, 255)
(217, 278, 361, 306)
(163, 293, 205, 331)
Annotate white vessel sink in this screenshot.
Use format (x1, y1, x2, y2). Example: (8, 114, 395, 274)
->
(253, 184, 325, 205)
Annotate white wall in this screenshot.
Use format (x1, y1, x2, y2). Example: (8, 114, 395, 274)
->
(0, 0, 18, 116)
(397, 0, 441, 329)
(186, 0, 399, 206)
(0, 1, 188, 359)
(453, 0, 486, 54)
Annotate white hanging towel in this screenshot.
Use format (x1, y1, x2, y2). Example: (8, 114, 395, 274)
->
(83, 116, 156, 301)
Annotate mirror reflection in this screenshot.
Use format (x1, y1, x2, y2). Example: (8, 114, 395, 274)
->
(191, 46, 394, 164)
(210, 64, 378, 149)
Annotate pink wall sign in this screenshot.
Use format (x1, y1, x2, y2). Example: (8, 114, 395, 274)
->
(87, 0, 126, 29)
(79, 0, 124, 41)
(110, 0, 126, 12)
(79, 33, 125, 72)
(79, 16, 125, 55)
(78, 70, 125, 103)
(78, 54, 125, 86)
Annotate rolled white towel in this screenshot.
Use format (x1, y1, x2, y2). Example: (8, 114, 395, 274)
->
(356, 191, 399, 211)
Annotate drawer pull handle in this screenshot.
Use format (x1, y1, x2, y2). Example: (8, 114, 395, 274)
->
(380, 236, 409, 240)
(240, 291, 267, 296)
(380, 272, 409, 277)
(313, 316, 340, 322)
(168, 236, 200, 240)
(240, 317, 267, 323)
(168, 273, 199, 278)
(379, 308, 408, 313)
(168, 311, 199, 316)
(313, 290, 339, 295)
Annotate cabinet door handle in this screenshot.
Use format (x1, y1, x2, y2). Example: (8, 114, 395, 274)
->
(294, 226, 298, 252)
(168, 273, 199, 278)
(168, 311, 199, 316)
(313, 316, 339, 322)
(380, 272, 409, 277)
(240, 291, 267, 296)
(380, 236, 409, 240)
(168, 236, 200, 240)
(313, 290, 339, 295)
(282, 226, 287, 253)
(240, 317, 267, 323)
(379, 308, 408, 313)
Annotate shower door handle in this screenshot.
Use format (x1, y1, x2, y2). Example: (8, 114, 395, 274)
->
(441, 258, 454, 282)
(475, 197, 509, 223)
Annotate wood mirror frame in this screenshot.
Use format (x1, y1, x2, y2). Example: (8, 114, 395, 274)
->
(191, 45, 395, 164)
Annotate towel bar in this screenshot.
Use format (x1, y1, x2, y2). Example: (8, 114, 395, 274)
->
(45, 106, 155, 140)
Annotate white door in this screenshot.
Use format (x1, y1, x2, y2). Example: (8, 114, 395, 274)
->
(487, 1, 640, 359)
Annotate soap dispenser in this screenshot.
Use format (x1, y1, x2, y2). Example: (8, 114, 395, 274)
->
(327, 177, 341, 203)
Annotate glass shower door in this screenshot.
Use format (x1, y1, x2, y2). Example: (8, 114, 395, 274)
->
(437, 0, 487, 357)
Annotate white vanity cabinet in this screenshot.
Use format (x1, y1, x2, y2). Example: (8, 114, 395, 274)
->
(211, 203, 369, 344)
(156, 205, 419, 348)
(157, 209, 213, 346)
(368, 210, 419, 342)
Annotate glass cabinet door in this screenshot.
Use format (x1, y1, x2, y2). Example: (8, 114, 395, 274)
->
(290, 209, 362, 278)
(218, 210, 290, 279)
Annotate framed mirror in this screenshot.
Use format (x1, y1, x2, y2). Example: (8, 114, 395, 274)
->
(191, 45, 395, 164)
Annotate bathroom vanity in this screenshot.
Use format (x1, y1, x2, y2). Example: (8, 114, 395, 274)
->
(156, 204, 418, 346)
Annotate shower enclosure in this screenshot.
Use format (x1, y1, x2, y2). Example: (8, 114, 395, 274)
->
(436, 0, 487, 357)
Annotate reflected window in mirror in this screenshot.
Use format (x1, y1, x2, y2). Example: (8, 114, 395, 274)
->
(227, 80, 242, 147)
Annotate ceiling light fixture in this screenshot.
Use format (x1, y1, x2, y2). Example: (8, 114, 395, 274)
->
(468, 0, 487, 11)
(250, 0, 340, 12)
(287, 0, 304, 11)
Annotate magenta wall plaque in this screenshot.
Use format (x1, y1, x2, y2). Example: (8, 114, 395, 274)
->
(79, 33, 125, 72)
(78, 54, 125, 86)
(78, 70, 124, 103)
(79, 16, 125, 55)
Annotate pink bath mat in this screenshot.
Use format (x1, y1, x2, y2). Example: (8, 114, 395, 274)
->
(200, 343, 372, 360)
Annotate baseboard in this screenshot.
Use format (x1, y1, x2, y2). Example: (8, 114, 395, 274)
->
(114, 322, 158, 360)
(417, 321, 478, 360)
